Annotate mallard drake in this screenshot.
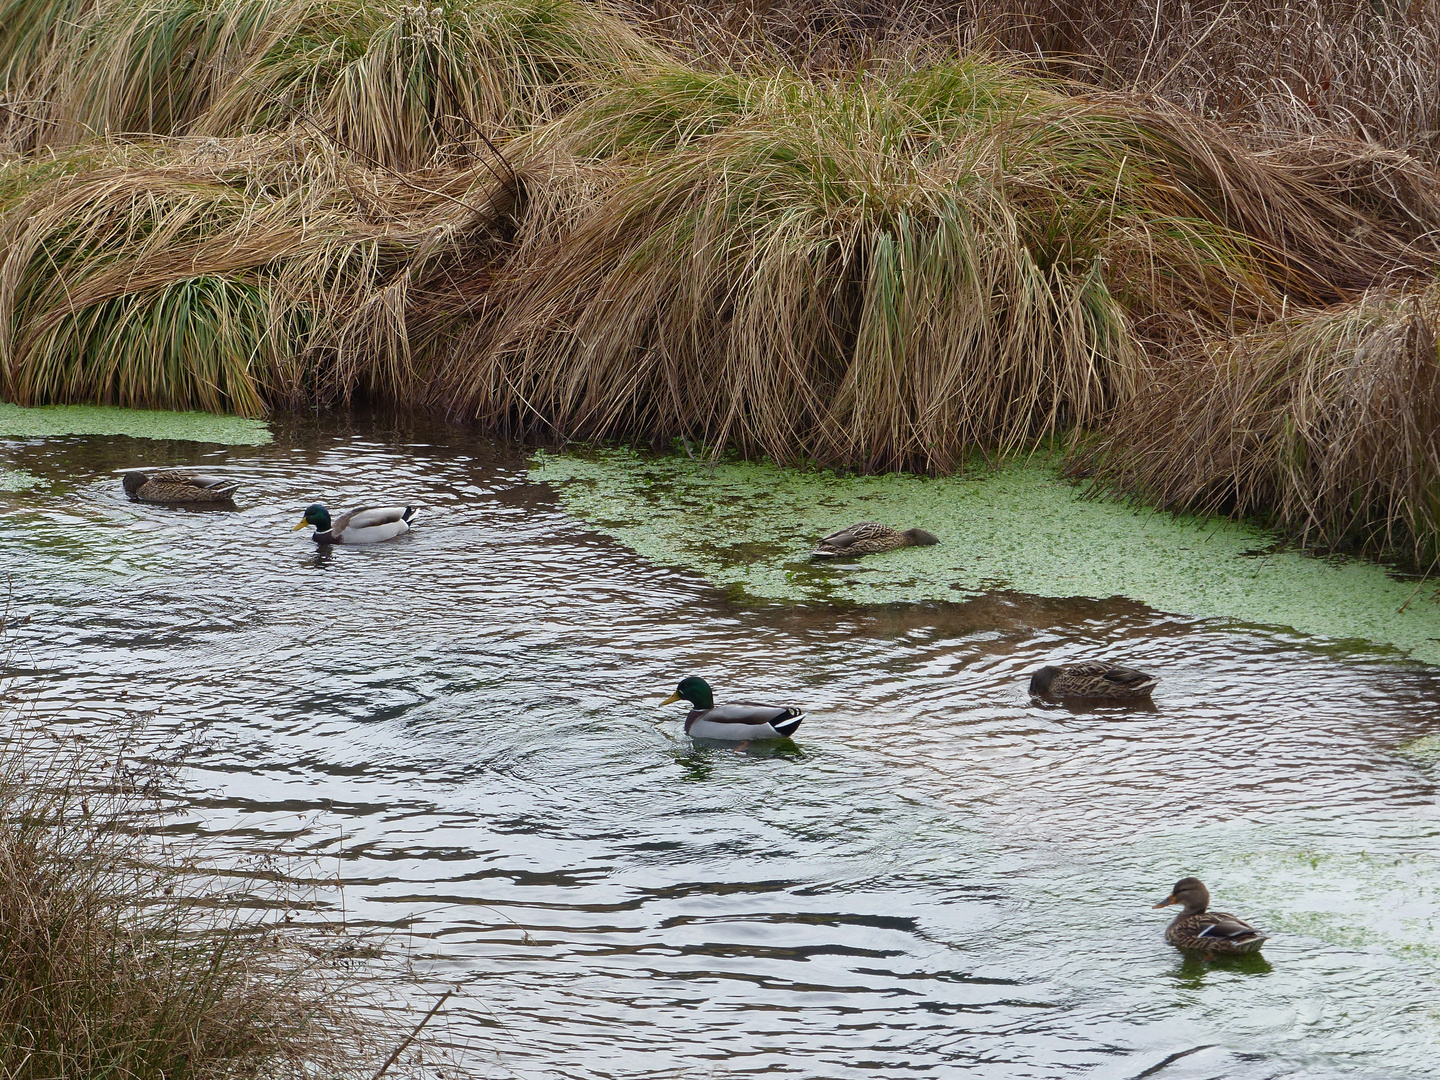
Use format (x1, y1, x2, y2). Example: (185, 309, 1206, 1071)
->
(122, 470, 239, 504)
(811, 522, 940, 558)
(1028, 661, 1158, 700)
(292, 504, 416, 544)
(661, 676, 804, 740)
(1154, 877, 1268, 954)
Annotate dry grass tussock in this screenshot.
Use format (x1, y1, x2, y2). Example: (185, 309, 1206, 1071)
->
(0, 715, 420, 1080)
(627, 0, 1440, 163)
(1075, 283, 1440, 561)
(442, 59, 1440, 470)
(0, 133, 507, 413)
(0, 0, 666, 167)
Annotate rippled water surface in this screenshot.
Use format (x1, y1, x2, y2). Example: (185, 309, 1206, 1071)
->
(4, 413, 1440, 1079)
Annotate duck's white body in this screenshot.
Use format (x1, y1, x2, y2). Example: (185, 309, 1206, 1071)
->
(317, 506, 415, 544)
(684, 703, 805, 741)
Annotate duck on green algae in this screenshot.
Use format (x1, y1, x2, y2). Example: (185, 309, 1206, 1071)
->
(810, 522, 939, 558)
(529, 449, 1440, 666)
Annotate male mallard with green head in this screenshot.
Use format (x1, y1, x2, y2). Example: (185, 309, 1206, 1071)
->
(292, 504, 416, 544)
(661, 676, 804, 740)
(122, 470, 239, 505)
(1154, 877, 1268, 954)
(1029, 661, 1158, 700)
(811, 522, 939, 558)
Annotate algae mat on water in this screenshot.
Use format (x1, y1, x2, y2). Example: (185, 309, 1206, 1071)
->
(0, 404, 270, 445)
(531, 449, 1440, 665)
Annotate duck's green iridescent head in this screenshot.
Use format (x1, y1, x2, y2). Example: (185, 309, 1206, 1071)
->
(292, 504, 331, 532)
(661, 676, 713, 710)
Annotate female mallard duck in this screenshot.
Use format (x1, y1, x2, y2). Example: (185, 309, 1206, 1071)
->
(661, 676, 804, 740)
(811, 522, 939, 558)
(1028, 661, 1158, 700)
(292, 504, 416, 544)
(122, 470, 239, 504)
(1154, 877, 1268, 954)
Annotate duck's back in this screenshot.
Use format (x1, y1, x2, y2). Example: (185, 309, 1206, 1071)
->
(1166, 910, 1267, 953)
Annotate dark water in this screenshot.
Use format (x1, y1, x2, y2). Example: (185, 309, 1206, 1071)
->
(4, 413, 1440, 1079)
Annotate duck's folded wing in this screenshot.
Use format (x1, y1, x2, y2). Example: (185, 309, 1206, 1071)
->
(712, 703, 802, 726)
(1194, 912, 1265, 942)
(335, 506, 409, 531)
(1067, 660, 1153, 687)
(820, 522, 888, 546)
(151, 469, 231, 488)
(186, 474, 238, 491)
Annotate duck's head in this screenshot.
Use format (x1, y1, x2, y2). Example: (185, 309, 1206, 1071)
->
(1028, 666, 1061, 695)
(662, 676, 713, 710)
(122, 471, 149, 494)
(292, 504, 332, 533)
(1154, 876, 1209, 914)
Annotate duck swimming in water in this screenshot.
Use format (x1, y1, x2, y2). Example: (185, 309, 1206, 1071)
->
(810, 522, 939, 558)
(1154, 877, 1268, 954)
(661, 676, 804, 740)
(1028, 661, 1158, 700)
(292, 504, 416, 544)
(122, 470, 239, 504)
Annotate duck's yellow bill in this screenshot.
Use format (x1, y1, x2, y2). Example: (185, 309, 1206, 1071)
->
(1153, 895, 1177, 909)
(661, 692, 681, 705)
(291, 518, 309, 531)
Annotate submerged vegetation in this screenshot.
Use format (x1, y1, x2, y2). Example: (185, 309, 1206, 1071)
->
(0, 0, 1438, 558)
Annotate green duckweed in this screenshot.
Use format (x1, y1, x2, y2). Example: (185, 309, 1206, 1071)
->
(530, 448, 1440, 664)
(0, 404, 271, 445)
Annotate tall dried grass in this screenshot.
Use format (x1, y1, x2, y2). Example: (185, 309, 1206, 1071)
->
(0, 134, 504, 413)
(627, 1, 1440, 162)
(438, 59, 1440, 471)
(1075, 283, 1440, 560)
(2, 0, 667, 166)
(0, 720, 397, 1080)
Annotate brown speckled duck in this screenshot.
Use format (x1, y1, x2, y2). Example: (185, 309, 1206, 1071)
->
(811, 522, 939, 558)
(1029, 661, 1158, 700)
(1154, 877, 1268, 954)
(122, 470, 239, 505)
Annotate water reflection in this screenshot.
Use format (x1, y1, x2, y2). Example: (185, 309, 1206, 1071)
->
(2, 410, 1439, 1079)
(1168, 951, 1275, 987)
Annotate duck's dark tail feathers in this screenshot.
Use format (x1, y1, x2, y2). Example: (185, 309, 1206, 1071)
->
(402, 506, 418, 523)
(774, 710, 805, 737)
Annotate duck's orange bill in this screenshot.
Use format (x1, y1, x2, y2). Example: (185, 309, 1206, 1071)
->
(1153, 894, 1178, 909)
(661, 692, 681, 705)
(291, 519, 309, 531)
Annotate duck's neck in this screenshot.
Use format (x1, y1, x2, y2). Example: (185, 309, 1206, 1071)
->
(685, 690, 714, 710)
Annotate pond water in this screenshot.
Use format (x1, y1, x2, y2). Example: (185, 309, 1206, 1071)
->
(3, 411, 1440, 1079)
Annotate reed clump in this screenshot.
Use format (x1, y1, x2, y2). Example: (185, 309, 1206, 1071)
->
(2, 0, 666, 166)
(0, 722, 396, 1080)
(627, 1, 1440, 162)
(0, 134, 505, 413)
(1075, 283, 1440, 561)
(442, 59, 1440, 471)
